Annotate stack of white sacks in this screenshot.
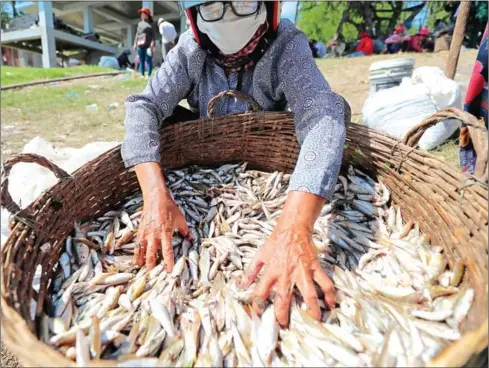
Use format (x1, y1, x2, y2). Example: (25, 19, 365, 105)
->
(362, 66, 462, 151)
(1, 137, 120, 247)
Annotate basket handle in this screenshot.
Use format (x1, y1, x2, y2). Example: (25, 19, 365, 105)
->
(207, 90, 262, 118)
(401, 107, 487, 147)
(1, 153, 70, 214)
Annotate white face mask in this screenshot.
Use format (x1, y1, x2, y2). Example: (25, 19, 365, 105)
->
(197, 5, 267, 55)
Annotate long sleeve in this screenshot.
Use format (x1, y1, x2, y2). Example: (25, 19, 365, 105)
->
(277, 31, 350, 201)
(121, 44, 194, 167)
(411, 36, 423, 52)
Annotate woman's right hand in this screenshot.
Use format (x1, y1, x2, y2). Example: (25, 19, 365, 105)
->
(133, 163, 190, 271)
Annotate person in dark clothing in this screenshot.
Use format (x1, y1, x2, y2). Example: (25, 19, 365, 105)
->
(309, 39, 318, 58)
(406, 26, 429, 53)
(117, 49, 134, 69)
(134, 7, 157, 78)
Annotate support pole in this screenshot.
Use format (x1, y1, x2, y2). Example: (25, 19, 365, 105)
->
(38, 1, 57, 68)
(445, 1, 471, 80)
(180, 13, 187, 34)
(83, 6, 94, 33)
(142, 1, 154, 14)
(126, 26, 135, 49)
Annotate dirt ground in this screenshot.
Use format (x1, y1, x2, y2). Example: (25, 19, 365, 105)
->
(316, 49, 477, 122)
(0, 49, 480, 367)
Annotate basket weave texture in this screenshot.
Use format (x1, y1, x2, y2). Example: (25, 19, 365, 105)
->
(0, 107, 487, 367)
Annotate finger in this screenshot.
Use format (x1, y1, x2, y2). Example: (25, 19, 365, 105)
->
(313, 265, 336, 309)
(252, 270, 277, 315)
(295, 267, 321, 321)
(160, 228, 174, 273)
(240, 250, 265, 289)
(176, 215, 190, 238)
(133, 242, 141, 266)
(145, 236, 158, 270)
(274, 274, 293, 327)
(136, 235, 147, 267)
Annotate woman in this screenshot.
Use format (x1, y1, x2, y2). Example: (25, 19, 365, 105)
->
(347, 31, 374, 57)
(406, 26, 429, 53)
(133, 7, 157, 78)
(117, 49, 134, 70)
(460, 24, 488, 177)
(385, 25, 405, 54)
(121, 1, 350, 326)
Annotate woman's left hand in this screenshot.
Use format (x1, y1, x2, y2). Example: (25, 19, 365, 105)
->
(240, 192, 336, 327)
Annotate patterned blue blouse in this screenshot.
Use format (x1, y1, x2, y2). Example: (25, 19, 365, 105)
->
(121, 19, 350, 200)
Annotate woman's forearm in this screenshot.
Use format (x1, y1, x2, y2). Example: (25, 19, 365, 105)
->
(279, 191, 326, 231)
(134, 162, 171, 202)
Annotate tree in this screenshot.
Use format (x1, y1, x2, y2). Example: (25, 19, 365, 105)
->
(298, 1, 427, 42)
(11, 1, 18, 17)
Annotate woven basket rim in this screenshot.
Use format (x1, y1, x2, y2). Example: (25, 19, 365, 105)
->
(1, 109, 487, 367)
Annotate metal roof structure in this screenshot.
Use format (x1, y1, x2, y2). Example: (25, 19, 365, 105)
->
(1, 1, 185, 67)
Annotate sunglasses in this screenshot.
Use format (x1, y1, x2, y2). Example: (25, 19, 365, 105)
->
(197, 1, 261, 22)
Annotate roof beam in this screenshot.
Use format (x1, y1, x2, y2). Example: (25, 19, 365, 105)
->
(53, 29, 116, 53)
(92, 7, 131, 24)
(53, 1, 109, 16)
(0, 28, 42, 43)
(68, 23, 122, 43)
(58, 1, 109, 12)
(49, 20, 122, 44)
(158, 1, 180, 13)
(102, 13, 180, 31)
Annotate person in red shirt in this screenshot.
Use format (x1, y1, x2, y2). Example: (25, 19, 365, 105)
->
(348, 31, 374, 57)
(407, 26, 430, 52)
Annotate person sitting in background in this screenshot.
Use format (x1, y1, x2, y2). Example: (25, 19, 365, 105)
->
(373, 37, 386, 54)
(309, 39, 318, 58)
(385, 25, 405, 54)
(347, 31, 374, 57)
(117, 49, 134, 70)
(314, 40, 327, 58)
(326, 33, 346, 57)
(132, 54, 150, 76)
(406, 26, 429, 53)
(157, 17, 178, 62)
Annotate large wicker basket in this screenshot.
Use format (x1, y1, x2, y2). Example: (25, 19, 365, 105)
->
(1, 100, 487, 367)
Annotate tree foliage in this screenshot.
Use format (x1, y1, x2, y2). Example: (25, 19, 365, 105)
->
(297, 1, 444, 42)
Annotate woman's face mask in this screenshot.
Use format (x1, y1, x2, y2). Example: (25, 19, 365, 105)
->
(196, 3, 267, 55)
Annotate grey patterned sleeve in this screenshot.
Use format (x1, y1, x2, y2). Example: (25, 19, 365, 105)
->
(121, 45, 193, 168)
(277, 31, 349, 201)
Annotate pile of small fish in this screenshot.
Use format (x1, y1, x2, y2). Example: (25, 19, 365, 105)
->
(42, 163, 474, 367)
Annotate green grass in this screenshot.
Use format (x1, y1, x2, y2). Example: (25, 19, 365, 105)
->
(1, 75, 148, 155)
(429, 139, 460, 169)
(1, 66, 116, 86)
